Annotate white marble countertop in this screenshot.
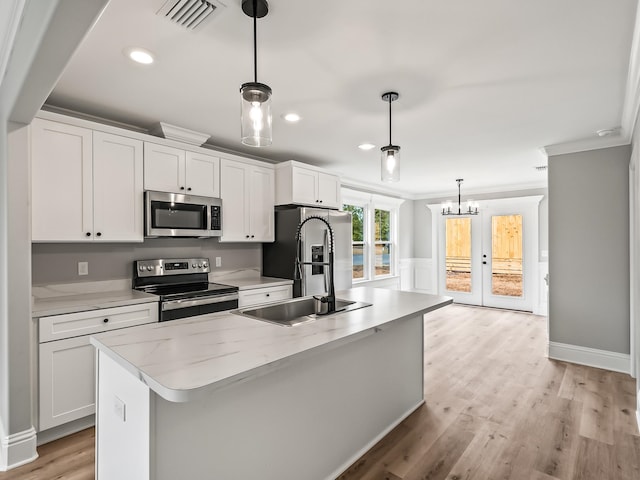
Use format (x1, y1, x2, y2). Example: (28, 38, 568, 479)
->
(218, 276, 292, 290)
(33, 289, 159, 318)
(91, 287, 452, 402)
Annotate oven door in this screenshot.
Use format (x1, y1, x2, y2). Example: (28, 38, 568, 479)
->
(160, 293, 239, 321)
(145, 191, 221, 237)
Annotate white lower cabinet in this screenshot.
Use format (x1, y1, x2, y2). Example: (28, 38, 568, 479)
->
(39, 335, 96, 431)
(38, 302, 158, 431)
(238, 284, 293, 308)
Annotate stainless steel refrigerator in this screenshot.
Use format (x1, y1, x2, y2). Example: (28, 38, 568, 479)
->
(263, 206, 353, 298)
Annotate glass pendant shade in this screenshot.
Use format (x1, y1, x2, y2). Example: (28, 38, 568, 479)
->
(381, 145, 400, 182)
(240, 82, 272, 147)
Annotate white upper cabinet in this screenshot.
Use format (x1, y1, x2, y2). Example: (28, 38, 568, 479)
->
(31, 118, 143, 242)
(144, 143, 220, 197)
(275, 161, 341, 209)
(219, 159, 274, 242)
(93, 132, 144, 241)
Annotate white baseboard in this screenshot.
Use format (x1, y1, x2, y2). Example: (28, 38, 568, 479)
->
(548, 341, 631, 374)
(0, 426, 38, 471)
(37, 414, 95, 446)
(637, 394, 640, 434)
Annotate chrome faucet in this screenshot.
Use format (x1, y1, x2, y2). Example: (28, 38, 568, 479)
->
(294, 215, 336, 314)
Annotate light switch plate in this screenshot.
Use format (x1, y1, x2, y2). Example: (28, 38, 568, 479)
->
(78, 261, 89, 276)
(215, 257, 222, 267)
(114, 395, 126, 422)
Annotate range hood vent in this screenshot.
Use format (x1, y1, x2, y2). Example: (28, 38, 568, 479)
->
(156, 0, 225, 30)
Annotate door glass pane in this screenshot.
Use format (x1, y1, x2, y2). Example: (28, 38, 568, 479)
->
(491, 215, 523, 297)
(445, 218, 471, 292)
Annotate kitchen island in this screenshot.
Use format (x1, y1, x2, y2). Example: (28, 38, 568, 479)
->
(90, 287, 451, 480)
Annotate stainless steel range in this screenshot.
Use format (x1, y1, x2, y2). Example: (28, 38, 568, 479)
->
(133, 258, 238, 322)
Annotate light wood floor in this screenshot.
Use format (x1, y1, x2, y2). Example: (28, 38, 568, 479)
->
(1, 304, 638, 479)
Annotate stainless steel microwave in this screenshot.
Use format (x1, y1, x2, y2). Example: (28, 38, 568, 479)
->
(144, 191, 222, 238)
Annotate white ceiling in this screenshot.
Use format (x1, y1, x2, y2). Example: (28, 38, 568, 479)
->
(46, 0, 638, 197)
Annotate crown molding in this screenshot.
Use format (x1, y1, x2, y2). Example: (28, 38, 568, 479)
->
(543, 135, 630, 158)
(339, 177, 415, 199)
(416, 180, 548, 201)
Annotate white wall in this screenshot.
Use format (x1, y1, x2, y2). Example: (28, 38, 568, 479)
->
(412, 188, 548, 260)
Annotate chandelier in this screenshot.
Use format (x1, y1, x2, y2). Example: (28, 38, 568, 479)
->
(441, 179, 479, 215)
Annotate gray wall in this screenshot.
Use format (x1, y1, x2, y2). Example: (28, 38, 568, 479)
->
(0, 0, 109, 462)
(32, 240, 261, 285)
(412, 188, 549, 260)
(549, 145, 630, 354)
(398, 200, 414, 259)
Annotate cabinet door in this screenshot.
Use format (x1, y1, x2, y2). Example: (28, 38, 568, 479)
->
(143, 143, 186, 193)
(219, 160, 250, 242)
(93, 132, 144, 242)
(249, 166, 275, 242)
(185, 152, 220, 197)
(31, 118, 93, 241)
(317, 172, 341, 209)
(39, 335, 95, 430)
(290, 166, 319, 206)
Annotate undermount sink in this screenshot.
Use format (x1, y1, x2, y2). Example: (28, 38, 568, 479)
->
(233, 296, 372, 327)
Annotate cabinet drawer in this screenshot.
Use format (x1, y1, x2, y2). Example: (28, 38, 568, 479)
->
(238, 285, 292, 308)
(39, 302, 158, 343)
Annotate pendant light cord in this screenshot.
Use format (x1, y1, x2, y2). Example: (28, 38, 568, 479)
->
(388, 96, 392, 146)
(253, 0, 258, 83)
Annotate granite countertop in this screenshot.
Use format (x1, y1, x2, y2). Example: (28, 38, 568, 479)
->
(33, 289, 159, 318)
(91, 287, 452, 403)
(218, 276, 293, 290)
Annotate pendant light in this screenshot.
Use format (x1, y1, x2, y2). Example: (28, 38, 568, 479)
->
(441, 179, 479, 215)
(380, 91, 400, 182)
(240, 0, 272, 147)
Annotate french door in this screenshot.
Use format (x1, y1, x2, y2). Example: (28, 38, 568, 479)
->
(436, 197, 540, 312)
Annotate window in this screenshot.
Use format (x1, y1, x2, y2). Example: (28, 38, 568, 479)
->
(374, 209, 391, 276)
(342, 190, 402, 282)
(343, 204, 366, 279)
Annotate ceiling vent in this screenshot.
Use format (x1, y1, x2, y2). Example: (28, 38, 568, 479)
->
(155, 0, 226, 30)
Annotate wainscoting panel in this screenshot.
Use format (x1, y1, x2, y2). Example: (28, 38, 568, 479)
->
(399, 258, 434, 294)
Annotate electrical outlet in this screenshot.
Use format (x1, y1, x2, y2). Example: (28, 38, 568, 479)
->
(215, 257, 222, 267)
(78, 261, 89, 276)
(114, 395, 126, 422)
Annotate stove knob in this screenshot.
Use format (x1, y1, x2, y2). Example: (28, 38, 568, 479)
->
(146, 266, 153, 271)
(198, 263, 203, 268)
(202, 262, 208, 269)
(138, 265, 144, 271)
(192, 264, 197, 268)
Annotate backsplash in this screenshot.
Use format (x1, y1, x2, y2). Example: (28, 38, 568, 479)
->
(32, 238, 261, 285)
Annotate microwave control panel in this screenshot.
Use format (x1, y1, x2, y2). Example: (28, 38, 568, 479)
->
(211, 206, 221, 230)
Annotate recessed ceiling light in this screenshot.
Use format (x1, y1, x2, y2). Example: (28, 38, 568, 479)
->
(283, 113, 301, 123)
(125, 47, 155, 65)
(358, 143, 376, 151)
